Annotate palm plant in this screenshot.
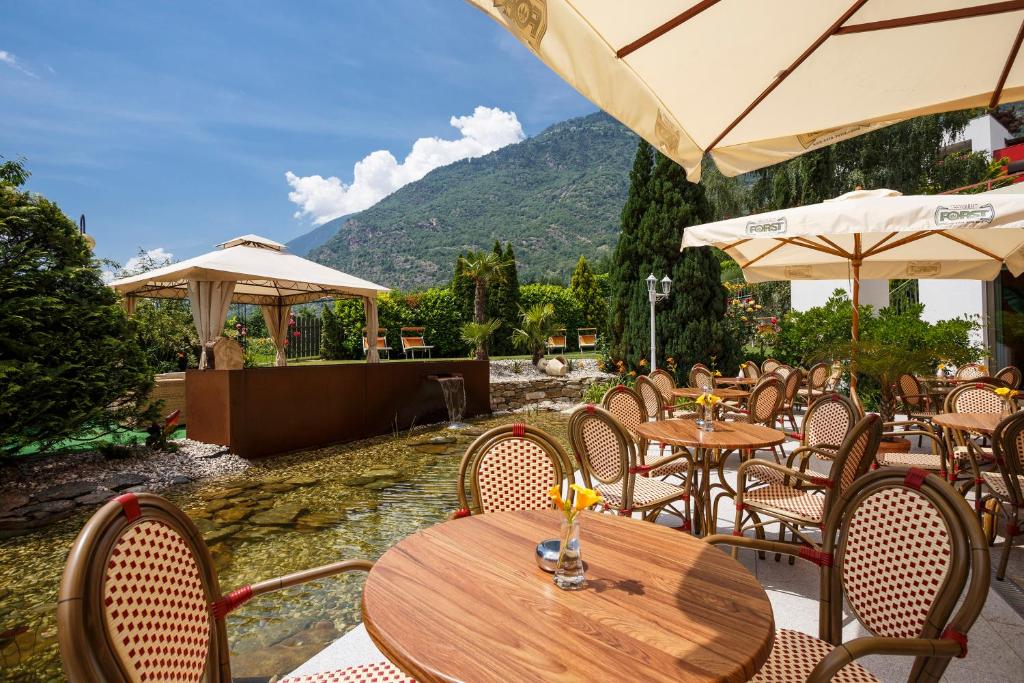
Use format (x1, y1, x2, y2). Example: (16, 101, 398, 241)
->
(461, 320, 501, 361)
(458, 252, 507, 360)
(511, 303, 557, 364)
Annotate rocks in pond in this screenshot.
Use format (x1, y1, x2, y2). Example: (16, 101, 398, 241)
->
(99, 473, 148, 491)
(168, 473, 192, 485)
(283, 475, 318, 486)
(343, 467, 403, 487)
(74, 488, 116, 506)
(192, 518, 216, 534)
(295, 511, 346, 530)
(36, 481, 96, 502)
(249, 503, 306, 527)
(200, 487, 244, 501)
(202, 524, 241, 544)
(461, 427, 486, 437)
(363, 480, 400, 491)
(205, 498, 231, 513)
(261, 482, 296, 494)
(121, 485, 148, 494)
(21, 500, 75, 517)
(214, 505, 254, 524)
(229, 620, 339, 679)
(0, 492, 30, 513)
(250, 492, 274, 501)
(208, 542, 233, 572)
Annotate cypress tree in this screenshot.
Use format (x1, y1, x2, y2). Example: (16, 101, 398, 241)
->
(607, 140, 654, 359)
(570, 255, 604, 332)
(451, 251, 476, 322)
(487, 241, 520, 355)
(621, 152, 740, 379)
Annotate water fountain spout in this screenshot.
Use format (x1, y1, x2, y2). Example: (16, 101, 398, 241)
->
(429, 374, 467, 429)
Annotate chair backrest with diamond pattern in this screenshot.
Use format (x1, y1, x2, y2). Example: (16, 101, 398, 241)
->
(896, 372, 926, 408)
(689, 365, 714, 391)
(821, 468, 988, 681)
(601, 384, 648, 449)
(802, 393, 858, 454)
(779, 367, 802, 406)
(823, 414, 882, 519)
(993, 411, 1024, 506)
(649, 369, 676, 404)
(955, 362, 987, 380)
(742, 360, 761, 379)
(569, 406, 634, 506)
(746, 376, 784, 426)
(458, 424, 573, 515)
(806, 362, 829, 392)
(996, 365, 1022, 389)
(761, 358, 781, 374)
(945, 382, 1007, 414)
(634, 375, 665, 421)
(58, 492, 229, 682)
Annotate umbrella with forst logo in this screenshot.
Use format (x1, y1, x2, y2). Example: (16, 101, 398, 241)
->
(681, 187, 1024, 395)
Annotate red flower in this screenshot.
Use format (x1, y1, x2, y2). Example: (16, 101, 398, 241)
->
(770, 317, 778, 324)
(292, 330, 301, 338)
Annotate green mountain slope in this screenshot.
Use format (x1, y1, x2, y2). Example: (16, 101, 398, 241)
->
(285, 214, 350, 256)
(307, 111, 636, 289)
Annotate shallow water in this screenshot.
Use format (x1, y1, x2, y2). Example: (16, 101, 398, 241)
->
(0, 411, 571, 681)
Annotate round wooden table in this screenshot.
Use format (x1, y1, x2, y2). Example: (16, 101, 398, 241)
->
(716, 376, 757, 387)
(363, 510, 775, 683)
(671, 386, 750, 400)
(932, 412, 1001, 435)
(634, 420, 786, 536)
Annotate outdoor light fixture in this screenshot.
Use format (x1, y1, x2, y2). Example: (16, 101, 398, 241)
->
(647, 273, 672, 371)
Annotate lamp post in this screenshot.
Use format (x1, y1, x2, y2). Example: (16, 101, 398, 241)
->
(646, 273, 672, 371)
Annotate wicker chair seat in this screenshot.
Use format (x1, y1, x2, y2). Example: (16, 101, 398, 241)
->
(743, 483, 825, 524)
(981, 470, 1024, 499)
(953, 444, 994, 463)
(597, 476, 686, 509)
(745, 462, 786, 485)
(750, 629, 879, 682)
(280, 662, 413, 683)
(876, 450, 945, 470)
(648, 457, 690, 478)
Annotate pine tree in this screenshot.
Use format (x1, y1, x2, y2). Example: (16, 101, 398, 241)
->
(607, 140, 654, 359)
(620, 152, 740, 379)
(570, 255, 604, 332)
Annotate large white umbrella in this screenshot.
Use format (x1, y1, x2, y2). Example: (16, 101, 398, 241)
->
(109, 235, 389, 367)
(681, 188, 1024, 393)
(467, 0, 1024, 179)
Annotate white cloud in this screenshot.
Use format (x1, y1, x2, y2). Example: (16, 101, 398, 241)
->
(0, 50, 37, 79)
(286, 106, 525, 224)
(103, 247, 175, 283)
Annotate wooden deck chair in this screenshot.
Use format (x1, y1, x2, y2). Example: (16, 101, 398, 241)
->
(546, 328, 567, 354)
(362, 326, 390, 359)
(57, 492, 410, 683)
(577, 327, 598, 352)
(400, 326, 434, 359)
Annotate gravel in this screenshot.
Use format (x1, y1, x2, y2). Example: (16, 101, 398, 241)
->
(489, 358, 610, 383)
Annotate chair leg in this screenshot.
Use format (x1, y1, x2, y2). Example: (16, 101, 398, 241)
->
(775, 524, 785, 562)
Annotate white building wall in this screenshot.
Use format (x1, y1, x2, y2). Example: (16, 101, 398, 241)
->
(946, 115, 1011, 156)
(790, 279, 890, 312)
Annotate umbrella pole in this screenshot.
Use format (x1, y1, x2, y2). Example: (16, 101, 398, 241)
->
(850, 259, 863, 413)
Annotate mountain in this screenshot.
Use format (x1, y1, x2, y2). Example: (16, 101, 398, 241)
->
(286, 214, 351, 257)
(307, 111, 637, 290)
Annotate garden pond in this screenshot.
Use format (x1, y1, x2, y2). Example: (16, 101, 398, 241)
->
(0, 411, 571, 681)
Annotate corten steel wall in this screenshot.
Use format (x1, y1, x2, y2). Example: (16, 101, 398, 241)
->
(186, 360, 490, 458)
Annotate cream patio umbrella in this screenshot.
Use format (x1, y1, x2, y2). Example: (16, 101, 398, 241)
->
(109, 235, 389, 368)
(681, 188, 1024, 394)
(466, 0, 1024, 179)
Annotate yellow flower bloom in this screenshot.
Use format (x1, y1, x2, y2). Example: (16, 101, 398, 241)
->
(570, 484, 603, 511)
(695, 393, 722, 406)
(995, 387, 1019, 398)
(713, 370, 722, 376)
(638, 359, 648, 367)
(740, 362, 747, 369)
(740, 316, 748, 321)
(548, 485, 565, 512)
(628, 370, 636, 377)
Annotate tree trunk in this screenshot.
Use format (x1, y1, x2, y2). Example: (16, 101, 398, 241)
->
(533, 349, 544, 364)
(474, 279, 488, 361)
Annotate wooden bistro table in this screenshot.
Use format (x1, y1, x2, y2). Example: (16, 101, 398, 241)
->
(932, 412, 1001, 436)
(635, 420, 786, 536)
(671, 386, 751, 401)
(363, 510, 775, 683)
(716, 376, 757, 387)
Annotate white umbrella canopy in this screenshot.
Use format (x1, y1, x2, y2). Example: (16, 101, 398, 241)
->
(108, 234, 389, 305)
(466, 0, 1024, 180)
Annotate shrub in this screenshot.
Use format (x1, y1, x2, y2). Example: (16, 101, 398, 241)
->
(520, 283, 585, 349)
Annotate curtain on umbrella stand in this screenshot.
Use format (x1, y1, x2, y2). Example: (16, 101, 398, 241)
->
(187, 280, 236, 370)
(364, 296, 380, 364)
(261, 304, 291, 367)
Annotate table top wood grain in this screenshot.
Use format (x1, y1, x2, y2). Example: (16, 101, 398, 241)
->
(635, 419, 787, 450)
(716, 376, 757, 386)
(931, 412, 1002, 435)
(671, 386, 751, 400)
(363, 510, 775, 683)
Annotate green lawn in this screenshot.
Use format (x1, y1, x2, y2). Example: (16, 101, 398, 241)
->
(280, 352, 599, 367)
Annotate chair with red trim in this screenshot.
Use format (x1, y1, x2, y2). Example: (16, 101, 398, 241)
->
(741, 360, 761, 380)
(648, 368, 691, 419)
(776, 366, 804, 431)
(57, 492, 413, 683)
(708, 467, 990, 682)
(761, 358, 781, 374)
(982, 411, 1024, 580)
(895, 372, 944, 424)
(954, 362, 988, 381)
(602, 384, 692, 482)
(943, 382, 1013, 518)
(568, 405, 691, 528)
(796, 362, 830, 407)
(732, 414, 882, 562)
(995, 365, 1022, 389)
(453, 423, 574, 518)
(689, 364, 715, 392)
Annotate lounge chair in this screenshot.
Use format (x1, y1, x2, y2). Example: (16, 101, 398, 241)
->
(577, 327, 598, 352)
(546, 328, 567, 354)
(400, 326, 434, 359)
(362, 326, 391, 359)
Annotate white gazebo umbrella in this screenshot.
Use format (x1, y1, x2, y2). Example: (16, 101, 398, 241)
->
(467, 1, 1024, 179)
(681, 188, 1024, 394)
(109, 235, 389, 368)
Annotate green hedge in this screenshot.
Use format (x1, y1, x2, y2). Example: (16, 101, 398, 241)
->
(519, 283, 588, 351)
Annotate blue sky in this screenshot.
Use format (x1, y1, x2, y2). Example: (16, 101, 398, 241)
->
(1, 1, 593, 267)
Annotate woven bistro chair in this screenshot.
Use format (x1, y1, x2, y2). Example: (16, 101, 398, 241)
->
(943, 382, 1014, 518)
(568, 405, 692, 529)
(602, 384, 691, 481)
(57, 492, 412, 683)
(896, 373, 944, 423)
(708, 467, 990, 682)
(637, 373, 694, 422)
(797, 362, 830, 407)
(762, 358, 782, 374)
(689, 364, 715, 392)
(648, 368, 685, 418)
(982, 411, 1024, 580)
(995, 365, 1022, 389)
(453, 423, 574, 518)
(955, 362, 987, 381)
(733, 414, 882, 559)
(776, 367, 804, 431)
(741, 360, 762, 380)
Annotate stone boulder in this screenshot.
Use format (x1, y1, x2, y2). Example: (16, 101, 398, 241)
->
(545, 359, 567, 377)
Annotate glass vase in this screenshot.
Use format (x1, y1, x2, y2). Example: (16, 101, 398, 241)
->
(702, 404, 716, 432)
(553, 516, 585, 590)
